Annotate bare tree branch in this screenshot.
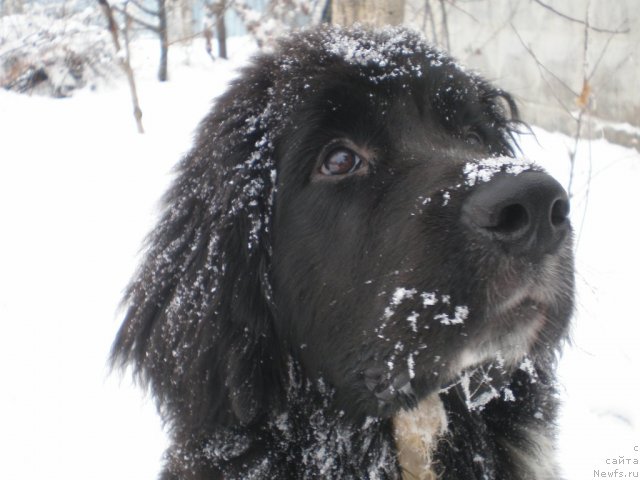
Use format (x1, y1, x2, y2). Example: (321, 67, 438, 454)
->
(424, 0, 439, 44)
(97, 0, 144, 133)
(98, 0, 121, 51)
(438, 0, 450, 51)
(574, 123, 593, 251)
(130, 0, 159, 16)
(510, 24, 579, 99)
(169, 30, 208, 46)
(570, 3, 594, 248)
(532, 0, 629, 34)
(594, 53, 632, 92)
(206, 0, 228, 59)
(156, 0, 168, 81)
(587, 19, 628, 82)
(465, 6, 519, 63)
(444, 0, 479, 23)
(113, 5, 160, 33)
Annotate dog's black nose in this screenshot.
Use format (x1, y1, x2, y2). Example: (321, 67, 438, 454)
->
(461, 171, 570, 257)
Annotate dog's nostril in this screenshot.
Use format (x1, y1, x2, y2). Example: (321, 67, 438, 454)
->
(551, 198, 570, 227)
(461, 171, 570, 258)
(490, 203, 529, 235)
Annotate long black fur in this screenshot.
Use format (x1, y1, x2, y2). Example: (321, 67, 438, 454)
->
(112, 26, 574, 479)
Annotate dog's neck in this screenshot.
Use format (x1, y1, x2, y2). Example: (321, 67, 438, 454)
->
(189, 371, 403, 478)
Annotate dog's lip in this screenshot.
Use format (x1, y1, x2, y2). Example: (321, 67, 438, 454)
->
(365, 371, 419, 416)
(489, 254, 567, 316)
(489, 282, 553, 318)
(363, 286, 553, 415)
(485, 292, 550, 351)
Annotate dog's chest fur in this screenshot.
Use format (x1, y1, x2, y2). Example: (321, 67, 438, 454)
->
(393, 394, 448, 480)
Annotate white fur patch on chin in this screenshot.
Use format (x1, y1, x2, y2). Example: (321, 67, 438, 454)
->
(393, 394, 448, 480)
(452, 310, 544, 376)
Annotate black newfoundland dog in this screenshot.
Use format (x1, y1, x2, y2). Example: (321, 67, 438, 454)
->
(112, 26, 574, 479)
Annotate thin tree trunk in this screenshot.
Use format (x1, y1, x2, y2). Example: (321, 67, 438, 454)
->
(424, 0, 438, 44)
(123, 8, 144, 133)
(215, 1, 227, 59)
(157, 0, 169, 81)
(97, 0, 144, 134)
(204, 24, 216, 61)
(438, 0, 449, 51)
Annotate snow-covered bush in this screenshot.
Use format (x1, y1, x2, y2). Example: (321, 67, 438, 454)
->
(232, 0, 317, 49)
(0, 1, 117, 97)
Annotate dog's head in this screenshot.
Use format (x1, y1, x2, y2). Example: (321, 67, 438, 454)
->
(113, 26, 574, 431)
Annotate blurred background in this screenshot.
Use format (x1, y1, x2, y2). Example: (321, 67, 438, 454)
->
(2, 0, 638, 146)
(1, 1, 638, 479)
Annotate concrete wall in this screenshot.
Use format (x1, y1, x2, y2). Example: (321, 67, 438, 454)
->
(405, 0, 640, 149)
(332, 0, 405, 27)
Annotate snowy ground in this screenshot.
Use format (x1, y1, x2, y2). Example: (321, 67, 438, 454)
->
(0, 37, 638, 480)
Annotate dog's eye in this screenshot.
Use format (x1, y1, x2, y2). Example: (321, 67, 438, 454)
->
(464, 130, 483, 146)
(320, 148, 363, 176)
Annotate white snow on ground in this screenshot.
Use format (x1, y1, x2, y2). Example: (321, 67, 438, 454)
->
(0, 36, 638, 479)
(522, 129, 640, 480)
(519, 130, 640, 478)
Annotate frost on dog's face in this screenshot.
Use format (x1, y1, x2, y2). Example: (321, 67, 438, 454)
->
(268, 27, 574, 419)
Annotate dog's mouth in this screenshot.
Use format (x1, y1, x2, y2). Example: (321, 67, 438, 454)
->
(365, 368, 420, 416)
(364, 287, 553, 417)
(354, 241, 574, 419)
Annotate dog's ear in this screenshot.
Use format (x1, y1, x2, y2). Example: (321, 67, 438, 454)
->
(111, 59, 284, 431)
(481, 86, 523, 156)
